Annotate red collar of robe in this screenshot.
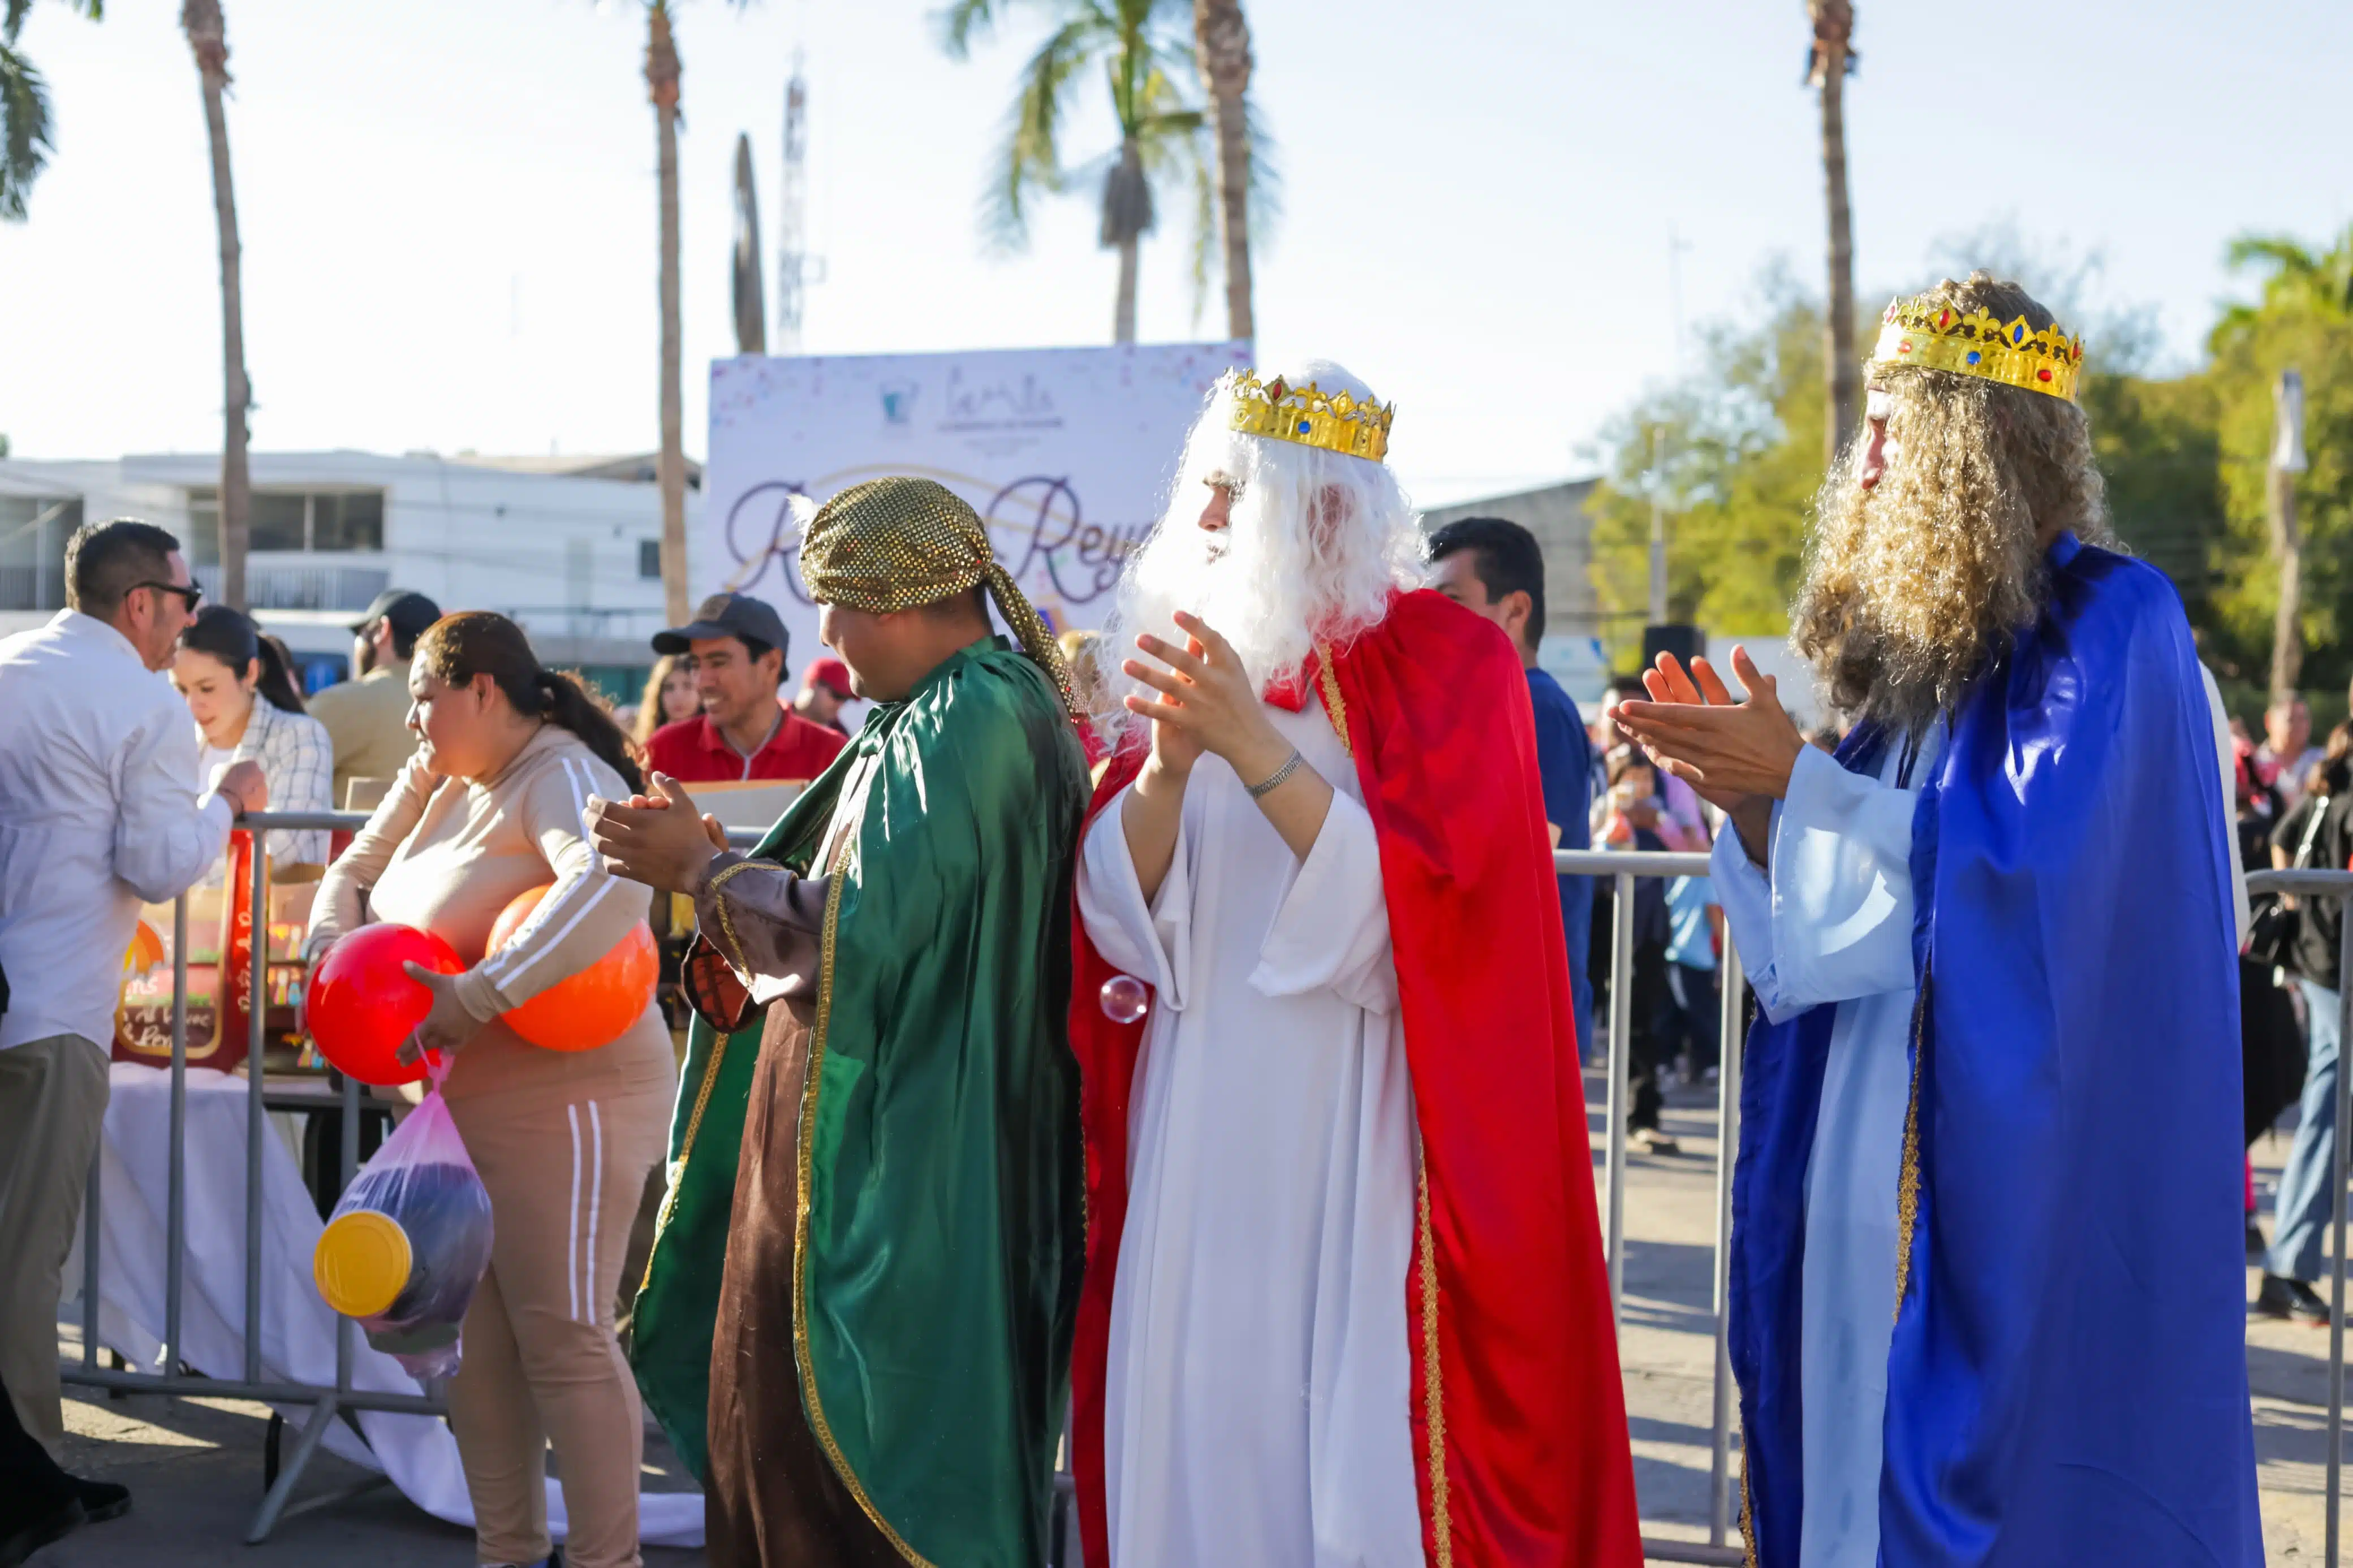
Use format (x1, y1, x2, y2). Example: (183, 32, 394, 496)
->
(1065, 588, 1643, 1567)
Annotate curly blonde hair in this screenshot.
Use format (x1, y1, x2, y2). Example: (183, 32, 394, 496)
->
(1792, 272, 2115, 735)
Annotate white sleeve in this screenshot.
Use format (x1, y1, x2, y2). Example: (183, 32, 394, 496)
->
(1727, 744, 1920, 1021)
(1077, 787, 1195, 1010)
(2201, 664, 2250, 951)
(1251, 790, 1397, 1014)
(113, 697, 235, 904)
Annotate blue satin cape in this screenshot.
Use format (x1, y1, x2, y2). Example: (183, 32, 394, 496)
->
(1727, 535, 2261, 1566)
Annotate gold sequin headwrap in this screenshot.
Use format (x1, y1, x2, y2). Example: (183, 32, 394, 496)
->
(797, 476, 1078, 715)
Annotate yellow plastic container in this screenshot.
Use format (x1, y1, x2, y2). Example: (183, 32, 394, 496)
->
(313, 1210, 413, 1319)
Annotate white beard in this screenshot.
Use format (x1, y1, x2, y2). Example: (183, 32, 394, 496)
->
(1113, 523, 1320, 696)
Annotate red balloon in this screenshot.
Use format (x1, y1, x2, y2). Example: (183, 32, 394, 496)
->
(486, 885, 657, 1051)
(308, 924, 466, 1086)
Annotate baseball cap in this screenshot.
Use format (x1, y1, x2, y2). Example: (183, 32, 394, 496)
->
(803, 657, 852, 697)
(350, 589, 442, 640)
(652, 591, 790, 659)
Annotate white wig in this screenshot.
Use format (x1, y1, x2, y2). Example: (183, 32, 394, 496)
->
(1098, 360, 1423, 743)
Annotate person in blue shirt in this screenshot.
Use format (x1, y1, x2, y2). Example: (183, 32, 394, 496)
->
(1427, 516, 1596, 1060)
(1661, 872, 1723, 1083)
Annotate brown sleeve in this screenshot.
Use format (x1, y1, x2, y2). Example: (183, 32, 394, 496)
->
(307, 751, 441, 957)
(453, 750, 657, 1022)
(692, 850, 829, 990)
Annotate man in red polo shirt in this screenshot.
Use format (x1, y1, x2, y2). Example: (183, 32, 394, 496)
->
(646, 593, 847, 783)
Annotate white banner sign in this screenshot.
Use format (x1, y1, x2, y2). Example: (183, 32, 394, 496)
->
(700, 342, 1249, 677)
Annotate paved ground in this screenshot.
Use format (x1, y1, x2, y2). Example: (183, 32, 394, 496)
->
(26, 1071, 2343, 1565)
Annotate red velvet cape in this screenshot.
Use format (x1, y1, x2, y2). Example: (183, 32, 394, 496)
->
(1065, 590, 1642, 1566)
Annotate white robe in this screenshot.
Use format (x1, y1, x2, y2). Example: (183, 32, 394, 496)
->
(1076, 694, 1425, 1568)
(1713, 736, 1934, 1568)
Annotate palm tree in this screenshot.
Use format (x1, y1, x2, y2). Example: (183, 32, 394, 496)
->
(644, 1, 688, 625)
(941, 0, 1218, 345)
(1191, 0, 1252, 343)
(1805, 0, 1858, 469)
(182, 0, 249, 609)
(632, 1, 752, 625)
(3, 1, 105, 222)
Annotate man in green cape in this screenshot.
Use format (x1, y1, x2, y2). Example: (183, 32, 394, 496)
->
(588, 477, 1089, 1567)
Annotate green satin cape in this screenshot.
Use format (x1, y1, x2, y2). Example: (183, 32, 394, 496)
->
(631, 637, 1088, 1565)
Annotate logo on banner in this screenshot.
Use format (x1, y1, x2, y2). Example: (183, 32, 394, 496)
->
(879, 380, 920, 428)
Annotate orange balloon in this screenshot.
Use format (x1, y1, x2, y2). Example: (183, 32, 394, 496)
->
(485, 884, 657, 1051)
(123, 919, 165, 977)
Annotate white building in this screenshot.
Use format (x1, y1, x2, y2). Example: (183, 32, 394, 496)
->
(0, 451, 699, 698)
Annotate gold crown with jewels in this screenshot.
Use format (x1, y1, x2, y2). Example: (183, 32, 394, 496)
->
(1870, 293, 2085, 402)
(1225, 370, 1394, 463)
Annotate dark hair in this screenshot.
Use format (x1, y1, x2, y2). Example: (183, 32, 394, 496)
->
(415, 611, 646, 792)
(178, 604, 307, 714)
(381, 620, 423, 663)
(2309, 722, 2353, 801)
(734, 634, 787, 688)
(1606, 746, 1657, 788)
(1426, 516, 1547, 646)
(66, 518, 180, 617)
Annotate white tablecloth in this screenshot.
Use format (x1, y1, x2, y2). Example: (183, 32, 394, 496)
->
(79, 1062, 703, 1548)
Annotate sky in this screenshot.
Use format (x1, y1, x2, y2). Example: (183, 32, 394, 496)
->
(2, 0, 2348, 507)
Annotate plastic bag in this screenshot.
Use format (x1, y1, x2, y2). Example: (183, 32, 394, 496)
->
(312, 1078, 494, 1379)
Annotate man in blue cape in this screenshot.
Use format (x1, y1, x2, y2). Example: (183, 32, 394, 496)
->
(1617, 273, 2260, 1568)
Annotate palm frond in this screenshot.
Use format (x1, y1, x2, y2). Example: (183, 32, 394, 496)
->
(1242, 96, 1281, 248)
(0, 35, 54, 222)
(979, 14, 1102, 252)
(2, 1, 27, 45)
(2226, 235, 2320, 280)
(1187, 140, 1213, 327)
(933, 0, 1006, 61)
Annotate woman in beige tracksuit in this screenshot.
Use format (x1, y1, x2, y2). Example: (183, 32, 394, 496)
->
(311, 612, 674, 1568)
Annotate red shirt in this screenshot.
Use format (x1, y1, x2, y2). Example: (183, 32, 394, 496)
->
(645, 710, 847, 784)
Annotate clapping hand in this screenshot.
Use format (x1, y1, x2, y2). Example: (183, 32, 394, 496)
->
(1614, 647, 1804, 807)
(1121, 612, 1294, 787)
(585, 774, 729, 893)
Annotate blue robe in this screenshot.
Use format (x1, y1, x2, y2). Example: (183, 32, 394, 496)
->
(1728, 533, 2261, 1567)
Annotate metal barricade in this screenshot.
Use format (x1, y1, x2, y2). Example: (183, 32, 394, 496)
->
(1559, 847, 1743, 1567)
(61, 818, 2350, 1561)
(1566, 852, 2353, 1568)
(61, 809, 772, 1543)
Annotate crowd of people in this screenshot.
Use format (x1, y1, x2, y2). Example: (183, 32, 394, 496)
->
(0, 270, 2287, 1568)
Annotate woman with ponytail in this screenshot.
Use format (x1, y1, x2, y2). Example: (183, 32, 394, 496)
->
(172, 604, 334, 874)
(307, 611, 673, 1568)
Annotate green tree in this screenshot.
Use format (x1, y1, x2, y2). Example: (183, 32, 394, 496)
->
(2206, 226, 2353, 699)
(940, 0, 1245, 344)
(2, 0, 103, 222)
(1584, 267, 1828, 667)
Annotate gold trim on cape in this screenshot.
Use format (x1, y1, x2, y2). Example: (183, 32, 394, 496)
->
(1893, 972, 1929, 1321)
(792, 837, 934, 1566)
(1417, 1161, 1454, 1567)
(1316, 638, 1451, 1563)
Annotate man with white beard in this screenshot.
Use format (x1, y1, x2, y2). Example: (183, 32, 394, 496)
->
(1062, 364, 1641, 1568)
(1617, 275, 2261, 1568)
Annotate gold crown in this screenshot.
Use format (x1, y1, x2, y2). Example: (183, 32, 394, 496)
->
(1870, 293, 2085, 402)
(1225, 370, 1394, 463)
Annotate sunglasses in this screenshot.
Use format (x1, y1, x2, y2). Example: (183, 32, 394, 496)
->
(136, 580, 204, 610)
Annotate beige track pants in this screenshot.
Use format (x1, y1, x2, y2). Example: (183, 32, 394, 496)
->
(446, 1080, 669, 1568)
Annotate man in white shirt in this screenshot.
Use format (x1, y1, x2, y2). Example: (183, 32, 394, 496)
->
(0, 520, 265, 1533)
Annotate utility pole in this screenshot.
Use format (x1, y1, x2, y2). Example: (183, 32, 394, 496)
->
(1648, 425, 1669, 626)
(2270, 369, 2309, 705)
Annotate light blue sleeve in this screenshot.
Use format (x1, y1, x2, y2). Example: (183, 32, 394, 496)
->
(1738, 744, 1920, 1021)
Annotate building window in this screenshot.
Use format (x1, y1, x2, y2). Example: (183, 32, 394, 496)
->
(639, 539, 662, 580)
(0, 495, 83, 611)
(186, 489, 385, 561)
